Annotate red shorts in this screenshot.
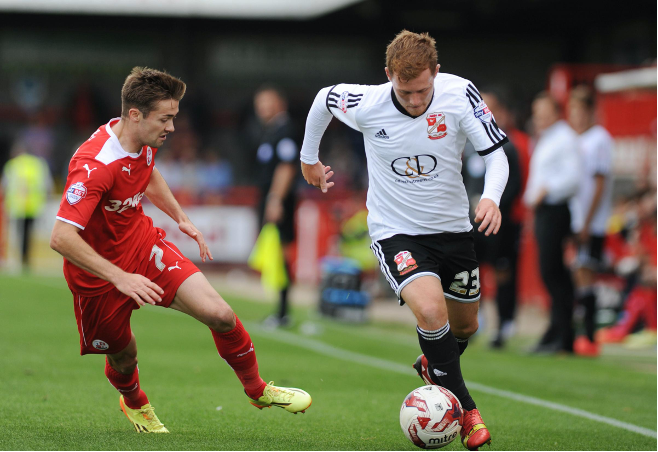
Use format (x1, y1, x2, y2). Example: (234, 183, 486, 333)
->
(72, 235, 199, 355)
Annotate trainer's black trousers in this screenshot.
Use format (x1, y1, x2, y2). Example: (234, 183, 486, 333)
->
(534, 203, 575, 352)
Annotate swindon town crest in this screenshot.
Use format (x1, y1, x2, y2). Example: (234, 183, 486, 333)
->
(426, 112, 447, 140)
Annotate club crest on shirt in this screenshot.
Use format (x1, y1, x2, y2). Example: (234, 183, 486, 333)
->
(474, 100, 492, 123)
(146, 146, 153, 166)
(66, 181, 87, 205)
(426, 112, 447, 140)
(394, 250, 418, 275)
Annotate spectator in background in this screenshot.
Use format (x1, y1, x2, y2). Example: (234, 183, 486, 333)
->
(567, 85, 614, 357)
(19, 111, 56, 173)
(198, 148, 233, 203)
(1, 140, 53, 269)
(252, 85, 299, 328)
(524, 92, 580, 354)
(461, 89, 523, 349)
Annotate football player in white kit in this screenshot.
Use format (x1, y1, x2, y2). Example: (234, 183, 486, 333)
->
(567, 85, 614, 357)
(300, 30, 509, 450)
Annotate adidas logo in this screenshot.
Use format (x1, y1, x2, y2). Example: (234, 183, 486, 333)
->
(374, 129, 389, 139)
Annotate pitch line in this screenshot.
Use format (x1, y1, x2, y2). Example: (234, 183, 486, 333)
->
(245, 322, 657, 440)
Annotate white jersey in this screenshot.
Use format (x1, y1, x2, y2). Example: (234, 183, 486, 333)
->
(303, 73, 508, 242)
(571, 125, 614, 235)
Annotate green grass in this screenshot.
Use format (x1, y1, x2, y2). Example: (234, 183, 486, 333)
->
(0, 273, 656, 450)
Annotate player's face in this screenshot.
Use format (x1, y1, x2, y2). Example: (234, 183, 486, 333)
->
(567, 99, 590, 134)
(140, 99, 179, 148)
(532, 98, 560, 135)
(388, 66, 437, 117)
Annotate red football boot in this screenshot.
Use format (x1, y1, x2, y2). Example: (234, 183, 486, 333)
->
(461, 408, 491, 451)
(573, 336, 600, 357)
(412, 354, 437, 386)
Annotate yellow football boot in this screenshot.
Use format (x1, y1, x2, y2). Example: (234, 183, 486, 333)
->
(119, 396, 169, 433)
(248, 381, 312, 414)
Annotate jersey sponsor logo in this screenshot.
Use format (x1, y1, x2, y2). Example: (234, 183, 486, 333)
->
(66, 181, 87, 205)
(394, 250, 418, 275)
(104, 192, 145, 214)
(92, 339, 109, 350)
(474, 100, 492, 123)
(426, 112, 448, 140)
(146, 146, 153, 166)
(83, 163, 97, 178)
(391, 154, 438, 180)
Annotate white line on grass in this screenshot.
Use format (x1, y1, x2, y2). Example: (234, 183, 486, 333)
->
(244, 322, 658, 440)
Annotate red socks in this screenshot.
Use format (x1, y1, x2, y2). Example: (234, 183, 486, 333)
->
(211, 315, 267, 399)
(104, 358, 149, 409)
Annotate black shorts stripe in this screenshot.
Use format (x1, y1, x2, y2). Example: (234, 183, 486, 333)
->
(371, 242, 398, 292)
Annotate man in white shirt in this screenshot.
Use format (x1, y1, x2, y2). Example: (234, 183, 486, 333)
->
(567, 85, 614, 357)
(524, 92, 580, 354)
(299, 30, 510, 451)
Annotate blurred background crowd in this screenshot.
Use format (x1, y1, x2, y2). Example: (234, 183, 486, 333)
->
(0, 0, 656, 355)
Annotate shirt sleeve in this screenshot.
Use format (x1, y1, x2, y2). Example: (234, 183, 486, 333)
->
(460, 81, 509, 156)
(480, 149, 509, 206)
(276, 137, 298, 163)
(326, 83, 369, 131)
(56, 158, 113, 230)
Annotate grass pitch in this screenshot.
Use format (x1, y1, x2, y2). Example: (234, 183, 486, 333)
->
(0, 273, 656, 450)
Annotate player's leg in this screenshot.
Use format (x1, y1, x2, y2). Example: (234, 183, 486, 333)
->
(169, 272, 311, 413)
(445, 297, 480, 355)
(402, 277, 490, 451)
(72, 289, 167, 432)
(402, 276, 476, 410)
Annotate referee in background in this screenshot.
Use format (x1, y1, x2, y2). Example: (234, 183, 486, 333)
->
(524, 92, 580, 354)
(251, 85, 300, 328)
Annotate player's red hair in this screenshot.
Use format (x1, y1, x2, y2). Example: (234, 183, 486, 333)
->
(121, 67, 186, 118)
(386, 30, 438, 81)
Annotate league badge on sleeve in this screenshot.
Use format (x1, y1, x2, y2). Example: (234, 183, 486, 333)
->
(474, 100, 492, 123)
(66, 181, 87, 205)
(146, 146, 153, 166)
(426, 112, 447, 140)
(340, 91, 350, 113)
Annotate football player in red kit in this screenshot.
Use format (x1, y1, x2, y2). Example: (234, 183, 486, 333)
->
(51, 67, 311, 433)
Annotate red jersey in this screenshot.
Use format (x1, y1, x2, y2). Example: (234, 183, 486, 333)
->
(56, 118, 160, 296)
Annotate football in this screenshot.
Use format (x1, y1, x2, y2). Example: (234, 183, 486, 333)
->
(399, 385, 463, 449)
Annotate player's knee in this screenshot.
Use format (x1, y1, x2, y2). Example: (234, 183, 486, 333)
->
(415, 303, 448, 330)
(108, 354, 138, 375)
(452, 321, 479, 339)
(207, 305, 236, 333)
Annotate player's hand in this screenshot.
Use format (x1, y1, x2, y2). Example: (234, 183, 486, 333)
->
(301, 161, 334, 193)
(114, 272, 164, 307)
(179, 220, 214, 263)
(578, 227, 590, 245)
(474, 198, 502, 236)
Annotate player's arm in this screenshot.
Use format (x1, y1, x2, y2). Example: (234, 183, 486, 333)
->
(54, 160, 163, 306)
(579, 139, 611, 242)
(460, 82, 510, 236)
(145, 166, 213, 262)
(300, 86, 338, 193)
(475, 149, 510, 236)
(50, 220, 163, 306)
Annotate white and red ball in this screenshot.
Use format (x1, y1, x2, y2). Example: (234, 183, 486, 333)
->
(399, 385, 463, 449)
